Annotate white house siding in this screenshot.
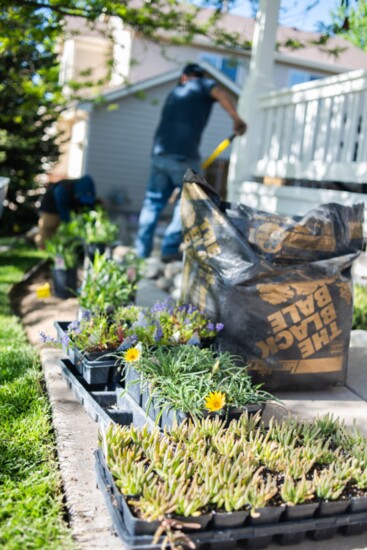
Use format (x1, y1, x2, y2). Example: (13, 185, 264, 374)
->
(85, 78, 236, 213)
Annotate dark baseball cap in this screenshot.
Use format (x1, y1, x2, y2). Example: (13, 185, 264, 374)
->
(182, 63, 205, 77)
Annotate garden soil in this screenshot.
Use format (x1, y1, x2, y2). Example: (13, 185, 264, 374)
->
(11, 261, 367, 550)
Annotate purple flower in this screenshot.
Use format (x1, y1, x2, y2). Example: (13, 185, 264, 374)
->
(81, 309, 92, 320)
(154, 324, 163, 342)
(68, 320, 81, 334)
(215, 323, 224, 332)
(119, 335, 138, 350)
(61, 334, 71, 347)
(134, 311, 148, 328)
(206, 322, 215, 331)
(39, 331, 56, 344)
(151, 298, 175, 315)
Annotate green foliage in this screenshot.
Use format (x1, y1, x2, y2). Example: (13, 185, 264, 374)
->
(79, 250, 144, 311)
(0, 3, 64, 235)
(102, 413, 367, 527)
(45, 223, 82, 268)
(329, 0, 367, 51)
(73, 208, 119, 245)
(0, 242, 73, 548)
(123, 345, 275, 417)
(352, 283, 367, 329)
(123, 300, 223, 347)
(65, 310, 129, 353)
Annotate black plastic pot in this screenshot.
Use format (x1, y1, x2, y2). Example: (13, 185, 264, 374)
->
(85, 242, 107, 262)
(121, 495, 160, 536)
(249, 505, 285, 525)
(283, 501, 319, 521)
(174, 512, 213, 531)
(74, 347, 117, 384)
(212, 509, 249, 529)
(311, 499, 350, 540)
(317, 499, 350, 517)
(201, 404, 265, 427)
(52, 267, 77, 299)
(349, 495, 367, 513)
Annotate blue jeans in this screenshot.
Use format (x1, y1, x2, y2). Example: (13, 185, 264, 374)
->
(135, 155, 200, 258)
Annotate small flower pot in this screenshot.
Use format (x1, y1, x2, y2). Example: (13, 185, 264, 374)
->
(121, 495, 161, 536)
(74, 347, 117, 385)
(52, 267, 77, 299)
(348, 495, 367, 513)
(283, 501, 319, 521)
(249, 505, 285, 525)
(85, 242, 107, 262)
(224, 404, 265, 423)
(317, 499, 350, 517)
(173, 511, 213, 531)
(212, 509, 249, 529)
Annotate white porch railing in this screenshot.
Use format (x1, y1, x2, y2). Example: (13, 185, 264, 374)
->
(254, 69, 367, 184)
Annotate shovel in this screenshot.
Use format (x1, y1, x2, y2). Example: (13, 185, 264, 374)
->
(201, 132, 236, 170)
(168, 133, 237, 204)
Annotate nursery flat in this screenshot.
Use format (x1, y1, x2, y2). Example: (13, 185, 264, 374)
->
(0, 240, 73, 549)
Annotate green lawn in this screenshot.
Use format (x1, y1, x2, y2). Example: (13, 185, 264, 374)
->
(0, 240, 74, 549)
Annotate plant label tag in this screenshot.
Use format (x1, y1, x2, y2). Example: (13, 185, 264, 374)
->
(55, 255, 66, 269)
(36, 283, 51, 299)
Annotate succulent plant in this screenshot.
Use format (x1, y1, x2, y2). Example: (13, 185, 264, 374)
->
(280, 475, 315, 505)
(243, 470, 278, 515)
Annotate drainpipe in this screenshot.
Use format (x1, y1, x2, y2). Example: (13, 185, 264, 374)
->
(227, 0, 280, 201)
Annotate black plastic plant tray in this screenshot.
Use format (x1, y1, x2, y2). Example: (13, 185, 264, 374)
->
(95, 448, 367, 550)
(59, 358, 132, 428)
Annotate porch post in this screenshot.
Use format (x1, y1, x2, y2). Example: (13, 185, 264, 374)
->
(227, 0, 281, 200)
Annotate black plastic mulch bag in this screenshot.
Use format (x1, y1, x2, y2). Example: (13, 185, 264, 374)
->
(180, 170, 364, 390)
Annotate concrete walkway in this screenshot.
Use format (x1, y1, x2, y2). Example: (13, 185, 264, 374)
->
(17, 271, 367, 550)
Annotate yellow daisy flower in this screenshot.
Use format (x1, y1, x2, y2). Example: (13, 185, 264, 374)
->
(204, 391, 226, 413)
(124, 346, 141, 363)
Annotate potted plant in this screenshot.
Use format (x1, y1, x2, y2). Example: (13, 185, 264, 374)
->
(75, 207, 119, 260)
(120, 344, 276, 427)
(78, 250, 144, 312)
(45, 222, 82, 299)
(43, 310, 137, 384)
(123, 299, 224, 348)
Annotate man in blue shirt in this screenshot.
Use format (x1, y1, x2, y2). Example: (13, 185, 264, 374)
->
(135, 63, 246, 262)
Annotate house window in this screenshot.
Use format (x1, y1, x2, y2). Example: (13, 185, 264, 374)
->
(199, 53, 240, 83)
(288, 69, 323, 87)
